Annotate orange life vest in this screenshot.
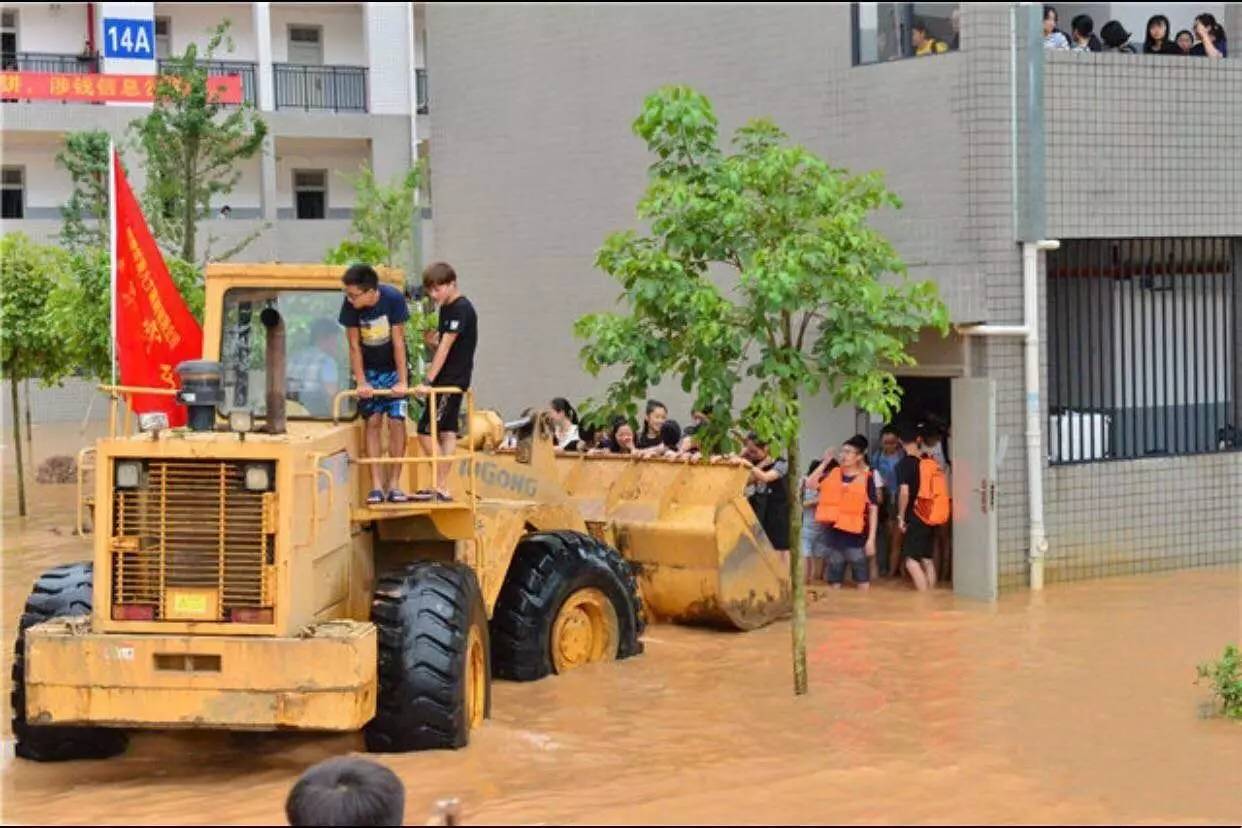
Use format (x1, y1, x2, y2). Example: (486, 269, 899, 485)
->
(914, 456, 951, 526)
(814, 467, 869, 534)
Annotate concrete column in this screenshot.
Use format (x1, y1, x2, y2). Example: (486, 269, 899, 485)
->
(253, 2, 275, 112)
(259, 135, 278, 222)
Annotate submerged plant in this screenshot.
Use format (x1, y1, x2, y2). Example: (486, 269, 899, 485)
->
(1196, 644, 1242, 720)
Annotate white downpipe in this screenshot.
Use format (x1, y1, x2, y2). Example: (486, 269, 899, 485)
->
(958, 238, 1058, 591)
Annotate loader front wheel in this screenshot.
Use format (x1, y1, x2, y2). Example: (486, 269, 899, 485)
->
(11, 562, 129, 762)
(364, 561, 491, 752)
(491, 531, 644, 682)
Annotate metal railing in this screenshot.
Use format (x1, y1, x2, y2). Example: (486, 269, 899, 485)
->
(416, 67, 428, 114)
(158, 59, 257, 106)
(274, 63, 367, 112)
(1046, 238, 1239, 464)
(6, 52, 99, 73)
(332, 387, 476, 504)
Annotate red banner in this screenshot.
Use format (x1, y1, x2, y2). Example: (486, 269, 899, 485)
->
(113, 149, 203, 427)
(0, 71, 242, 104)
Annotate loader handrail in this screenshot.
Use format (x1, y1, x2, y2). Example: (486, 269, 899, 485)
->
(75, 446, 96, 537)
(97, 384, 179, 439)
(332, 387, 477, 502)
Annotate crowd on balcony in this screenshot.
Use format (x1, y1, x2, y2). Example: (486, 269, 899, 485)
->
(1043, 7, 1228, 57)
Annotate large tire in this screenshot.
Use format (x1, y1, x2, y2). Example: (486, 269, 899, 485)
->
(491, 531, 644, 682)
(364, 561, 491, 752)
(11, 562, 128, 762)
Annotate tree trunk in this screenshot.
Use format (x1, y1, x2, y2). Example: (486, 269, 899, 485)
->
(787, 438, 808, 695)
(9, 372, 28, 517)
(23, 378, 33, 463)
(180, 142, 198, 264)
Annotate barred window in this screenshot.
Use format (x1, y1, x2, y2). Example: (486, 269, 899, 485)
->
(1047, 238, 1239, 464)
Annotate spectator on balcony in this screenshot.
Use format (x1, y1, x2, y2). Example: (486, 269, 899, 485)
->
(1070, 15, 1102, 52)
(1175, 29, 1195, 54)
(1101, 21, 1137, 54)
(1043, 6, 1069, 50)
(1143, 15, 1180, 55)
(912, 20, 949, 56)
(1190, 13, 1227, 58)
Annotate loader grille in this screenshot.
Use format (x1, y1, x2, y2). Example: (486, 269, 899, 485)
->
(111, 460, 276, 622)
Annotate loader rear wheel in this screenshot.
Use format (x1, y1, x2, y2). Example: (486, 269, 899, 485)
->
(491, 531, 644, 682)
(10, 562, 129, 762)
(364, 561, 491, 752)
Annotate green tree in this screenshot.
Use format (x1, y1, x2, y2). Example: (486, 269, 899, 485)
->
(575, 87, 949, 695)
(56, 130, 111, 253)
(130, 20, 267, 265)
(0, 234, 74, 517)
(324, 164, 423, 269)
(46, 247, 206, 386)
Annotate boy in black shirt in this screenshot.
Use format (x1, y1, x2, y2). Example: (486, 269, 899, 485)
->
(896, 423, 936, 590)
(414, 262, 477, 501)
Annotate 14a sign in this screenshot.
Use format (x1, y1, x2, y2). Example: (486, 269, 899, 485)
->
(103, 18, 155, 60)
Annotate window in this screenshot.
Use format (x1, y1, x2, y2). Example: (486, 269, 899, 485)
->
(852, 3, 959, 65)
(1, 166, 24, 219)
(1, 10, 17, 70)
(1047, 238, 1239, 464)
(293, 170, 326, 220)
(287, 25, 322, 65)
(154, 16, 171, 59)
(221, 288, 355, 420)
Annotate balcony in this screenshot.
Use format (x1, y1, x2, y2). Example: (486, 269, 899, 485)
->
(273, 64, 367, 113)
(416, 67, 428, 114)
(5, 52, 99, 74)
(157, 60, 258, 107)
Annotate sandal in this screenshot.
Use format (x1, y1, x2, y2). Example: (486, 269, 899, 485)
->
(432, 490, 454, 503)
(366, 489, 385, 505)
(409, 489, 436, 502)
(387, 488, 409, 504)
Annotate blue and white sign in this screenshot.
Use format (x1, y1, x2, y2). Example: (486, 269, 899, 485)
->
(102, 18, 155, 60)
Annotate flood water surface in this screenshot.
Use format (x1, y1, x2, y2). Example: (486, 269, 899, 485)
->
(2, 423, 1240, 824)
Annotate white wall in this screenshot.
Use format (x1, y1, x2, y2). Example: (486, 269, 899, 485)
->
(211, 153, 261, 211)
(156, 3, 257, 61)
(363, 2, 411, 116)
(274, 137, 368, 209)
(0, 134, 73, 211)
(269, 3, 365, 65)
(9, 3, 91, 54)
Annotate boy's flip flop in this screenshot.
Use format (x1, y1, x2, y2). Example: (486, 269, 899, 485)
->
(409, 489, 436, 502)
(387, 489, 409, 503)
(366, 489, 385, 505)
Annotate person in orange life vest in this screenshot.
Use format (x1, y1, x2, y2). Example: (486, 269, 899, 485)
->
(895, 423, 949, 591)
(815, 434, 879, 590)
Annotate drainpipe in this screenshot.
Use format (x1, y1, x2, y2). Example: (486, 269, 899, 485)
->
(958, 238, 1059, 590)
(86, 3, 96, 55)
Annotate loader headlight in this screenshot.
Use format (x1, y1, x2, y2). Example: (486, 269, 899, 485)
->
(243, 463, 274, 492)
(115, 460, 144, 489)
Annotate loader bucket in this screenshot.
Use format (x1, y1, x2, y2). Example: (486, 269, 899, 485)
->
(555, 455, 791, 631)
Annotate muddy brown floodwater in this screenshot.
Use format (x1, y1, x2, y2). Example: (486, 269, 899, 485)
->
(2, 422, 1240, 825)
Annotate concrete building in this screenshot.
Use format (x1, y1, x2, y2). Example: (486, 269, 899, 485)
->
(423, 2, 1241, 593)
(0, 1, 430, 263)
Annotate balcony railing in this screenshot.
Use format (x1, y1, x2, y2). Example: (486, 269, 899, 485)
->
(274, 64, 367, 112)
(158, 59, 257, 107)
(5, 52, 99, 73)
(416, 67, 428, 114)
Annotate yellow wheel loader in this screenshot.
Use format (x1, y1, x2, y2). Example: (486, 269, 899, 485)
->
(11, 264, 790, 761)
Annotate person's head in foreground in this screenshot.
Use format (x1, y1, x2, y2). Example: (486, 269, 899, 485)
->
(286, 757, 405, 827)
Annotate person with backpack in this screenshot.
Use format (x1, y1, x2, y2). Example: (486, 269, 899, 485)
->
(896, 423, 949, 591)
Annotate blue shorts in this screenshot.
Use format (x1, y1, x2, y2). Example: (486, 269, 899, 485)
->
(800, 508, 831, 559)
(827, 541, 870, 585)
(359, 369, 407, 420)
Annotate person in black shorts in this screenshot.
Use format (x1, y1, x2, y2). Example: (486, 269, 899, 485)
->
(896, 423, 936, 590)
(413, 262, 477, 502)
